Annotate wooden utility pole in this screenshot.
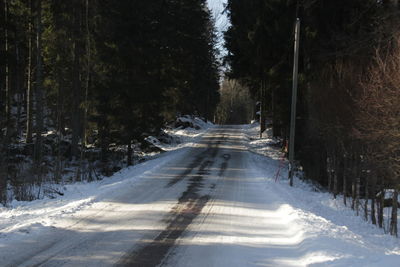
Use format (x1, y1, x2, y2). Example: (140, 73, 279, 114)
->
(288, 18, 300, 187)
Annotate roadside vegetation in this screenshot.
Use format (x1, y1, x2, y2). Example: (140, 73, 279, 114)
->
(0, 0, 220, 205)
(224, 0, 400, 236)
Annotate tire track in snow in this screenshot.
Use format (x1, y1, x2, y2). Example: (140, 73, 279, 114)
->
(118, 132, 226, 267)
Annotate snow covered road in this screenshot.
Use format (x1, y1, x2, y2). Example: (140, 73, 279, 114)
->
(1, 125, 400, 266)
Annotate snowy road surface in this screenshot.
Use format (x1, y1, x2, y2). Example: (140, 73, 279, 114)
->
(1, 125, 400, 266)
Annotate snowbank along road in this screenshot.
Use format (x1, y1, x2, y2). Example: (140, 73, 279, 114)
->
(2, 125, 400, 266)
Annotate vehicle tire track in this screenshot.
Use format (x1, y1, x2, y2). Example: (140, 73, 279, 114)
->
(117, 133, 225, 267)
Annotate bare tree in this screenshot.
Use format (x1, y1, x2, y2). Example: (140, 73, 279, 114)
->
(356, 38, 400, 236)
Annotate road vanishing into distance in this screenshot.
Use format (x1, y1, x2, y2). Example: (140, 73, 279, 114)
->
(0, 126, 350, 266)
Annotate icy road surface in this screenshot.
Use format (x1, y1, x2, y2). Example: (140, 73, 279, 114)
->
(1, 125, 400, 266)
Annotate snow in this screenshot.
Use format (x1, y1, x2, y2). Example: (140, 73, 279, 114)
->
(148, 115, 214, 152)
(0, 116, 214, 266)
(243, 122, 400, 266)
(1, 120, 399, 266)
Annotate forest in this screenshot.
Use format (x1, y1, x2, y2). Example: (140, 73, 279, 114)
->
(1, 0, 400, 238)
(0, 0, 220, 204)
(224, 0, 400, 236)
(2, 1, 400, 264)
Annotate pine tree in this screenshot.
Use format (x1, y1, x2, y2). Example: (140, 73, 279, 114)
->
(0, 0, 221, 203)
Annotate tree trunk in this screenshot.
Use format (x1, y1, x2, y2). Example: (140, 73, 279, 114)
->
(355, 166, 360, 216)
(0, 0, 7, 205)
(390, 189, 398, 236)
(343, 155, 347, 206)
(327, 154, 332, 193)
(271, 87, 279, 137)
(34, 0, 44, 168)
(127, 140, 133, 166)
(54, 41, 63, 184)
(99, 114, 109, 174)
(364, 174, 369, 221)
(378, 188, 384, 228)
(259, 80, 266, 138)
(84, 0, 90, 147)
(371, 176, 376, 225)
(333, 155, 338, 198)
(371, 197, 376, 225)
(71, 1, 82, 160)
(351, 161, 356, 210)
(26, 0, 34, 144)
(4, 0, 12, 139)
(15, 44, 23, 138)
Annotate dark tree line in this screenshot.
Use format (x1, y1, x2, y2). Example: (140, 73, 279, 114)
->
(0, 0, 220, 204)
(225, 0, 400, 236)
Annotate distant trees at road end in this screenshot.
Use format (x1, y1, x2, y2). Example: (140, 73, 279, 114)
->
(215, 79, 255, 125)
